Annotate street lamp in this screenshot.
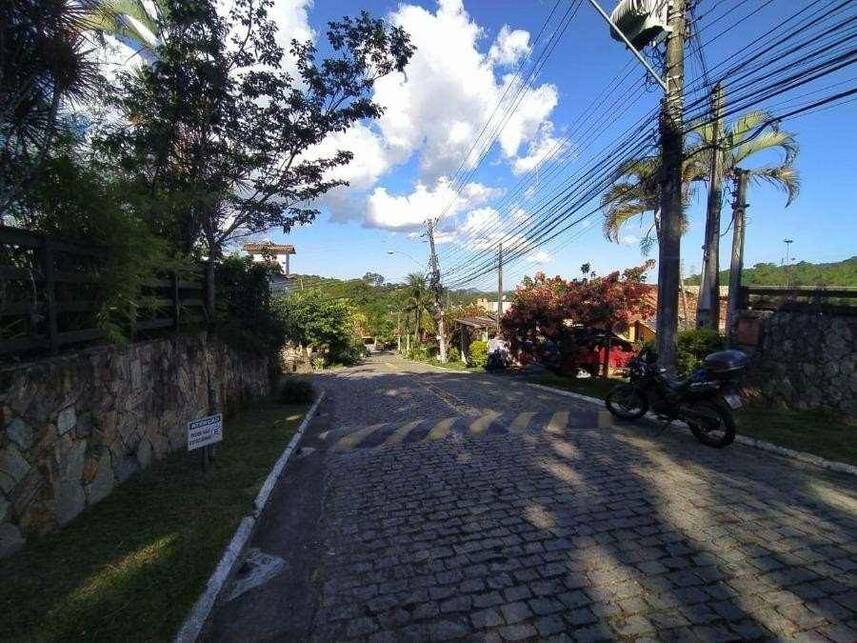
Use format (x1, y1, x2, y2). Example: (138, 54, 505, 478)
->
(387, 250, 424, 268)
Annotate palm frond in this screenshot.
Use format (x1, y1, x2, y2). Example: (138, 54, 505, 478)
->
(749, 164, 801, 206)
(732, 128, 799, 167)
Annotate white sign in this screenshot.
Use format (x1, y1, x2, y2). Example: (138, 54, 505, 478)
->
(187, 414, 223, 451)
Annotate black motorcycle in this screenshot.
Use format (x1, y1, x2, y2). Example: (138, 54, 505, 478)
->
(605, 347, 748, 448)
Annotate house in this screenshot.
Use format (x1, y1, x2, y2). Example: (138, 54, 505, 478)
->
(242, 241, 296, 275)
(623, 284, 730, 344)
(475, 297, 510, 317)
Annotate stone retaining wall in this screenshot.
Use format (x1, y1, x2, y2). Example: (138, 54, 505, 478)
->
(0, 333, 270, 557)
(742, 310, 857, 414)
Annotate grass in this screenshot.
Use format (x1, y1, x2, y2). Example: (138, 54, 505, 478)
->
(0, 399, 308, 642)
(404, 354, 480, 372)
(531, 372, 857, 467)
(735, 405, 857, 467)
(533, 372, 626, 400)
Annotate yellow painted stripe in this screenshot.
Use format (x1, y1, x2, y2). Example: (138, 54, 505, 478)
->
(546, 411, 569, 435)
(427, 417, 457, 440)
(510, 411, 537, 432)
(336, 423, 387, 450)
(469, 411, 501, 435)
(385, 420, 422, 445)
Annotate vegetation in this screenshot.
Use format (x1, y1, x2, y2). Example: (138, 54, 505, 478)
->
(676, 328, 724, 375)
(686, 256, 857, 288)
(276, 377, 316, 404)
(275, 289, 364, 367)
(0, 399, 308, 641)
(468, 339, 489, 368)
(501, 263, 655, 371)
(215, 256, 285, 357)
(1, 0, 415, 361)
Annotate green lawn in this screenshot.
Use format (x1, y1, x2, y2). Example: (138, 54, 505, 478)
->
(0, 399, 308, 642)
(533, 373, 626, 400)
(735, 405, 857, 467)
(531, 373, 857, 467)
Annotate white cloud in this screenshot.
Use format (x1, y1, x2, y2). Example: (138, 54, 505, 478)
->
(370, 0, 560, 182)
(621, 234, 640, 247)
(365, 178, 498, 230)
(488, 25, 531, 66)
(511, 124, 567, 174)
(270, 0, 314, 76)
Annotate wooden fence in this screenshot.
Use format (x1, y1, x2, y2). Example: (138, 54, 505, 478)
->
(0, 226, 208, 357)
(740, 285, 857, 315)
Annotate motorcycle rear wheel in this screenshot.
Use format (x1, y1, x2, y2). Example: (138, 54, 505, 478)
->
(605, 384, 649, 420)
(686, 400, 735, 448)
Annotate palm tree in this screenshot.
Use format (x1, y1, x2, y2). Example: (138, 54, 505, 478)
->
(404, 272, 430, 347)
(601, 156, 701, 254)
(689, 110, 800, 327)
(691, 110, 800, 206)
(82, 0, 167, 64)
(1, 0, 98, 220)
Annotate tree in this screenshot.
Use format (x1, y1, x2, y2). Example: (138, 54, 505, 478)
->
(404, 272, 431, 346)
(362, 271, 385, 287)
(501, 263, 655, 370)
(689, 110, 800, 324)
(102, 0, 414, 310)
(276, 289, 360, 365)
(1, 0, 97, 220)
(600, 156, 701, 254)
(82, 0, 166, 64)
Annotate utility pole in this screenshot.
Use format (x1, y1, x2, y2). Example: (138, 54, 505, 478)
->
(497, 242, 503, 334)
(655, 0, 687, 371)
(697, 82, 725, 330)
(426, 218, 448, 362)
(726, 169, 749, 344)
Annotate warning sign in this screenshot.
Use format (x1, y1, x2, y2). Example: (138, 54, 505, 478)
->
(187, 414, 223, 451)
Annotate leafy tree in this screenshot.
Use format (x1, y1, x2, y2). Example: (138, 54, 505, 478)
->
(501, 263, 655, 370)
(276, 289, 361, 366)
(1, 0, 97, 220)
(101, 0, 414, 309)
(362, 271, 385, 287)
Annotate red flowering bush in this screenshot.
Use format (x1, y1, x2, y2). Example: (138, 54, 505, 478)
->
(500, 262, 655, 372)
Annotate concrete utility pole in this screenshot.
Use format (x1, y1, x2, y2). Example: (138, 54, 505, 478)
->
(655, 0, 687, 371)
(497, 242, 503, 334)
(697, 82, 725, 330)
(726, 169, 749, 344)
(426, 218, 448, 362)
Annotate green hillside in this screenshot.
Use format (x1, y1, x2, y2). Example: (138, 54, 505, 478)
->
(687, 257, 857, 287)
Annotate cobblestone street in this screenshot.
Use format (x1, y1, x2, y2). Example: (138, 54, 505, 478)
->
(206, 354, 857, 641)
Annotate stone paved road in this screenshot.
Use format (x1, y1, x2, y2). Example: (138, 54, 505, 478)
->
(205, 354, 857, 641)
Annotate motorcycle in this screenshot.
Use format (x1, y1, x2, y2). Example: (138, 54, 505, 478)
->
(604, 347, 749, 448)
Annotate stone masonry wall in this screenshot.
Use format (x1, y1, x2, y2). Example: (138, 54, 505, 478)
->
(0, 333, 270, 557)
(745, 310, 857, 415)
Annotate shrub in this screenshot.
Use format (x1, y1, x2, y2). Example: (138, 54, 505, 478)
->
(216, 256, 285, 357)
(276, 378, 316, 404)
(276, 289, 362, 367)
(447, 346, 460, 362)
(469, 340, 488, 368)
(677, 328, 725, 374)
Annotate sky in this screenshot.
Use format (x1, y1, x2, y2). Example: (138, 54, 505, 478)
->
(130, 0, 857, 288)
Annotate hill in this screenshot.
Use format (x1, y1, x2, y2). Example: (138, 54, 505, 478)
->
(686, 257, 857, 287)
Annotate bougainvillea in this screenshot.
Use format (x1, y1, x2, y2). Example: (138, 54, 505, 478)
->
(500, 262, 655, 370)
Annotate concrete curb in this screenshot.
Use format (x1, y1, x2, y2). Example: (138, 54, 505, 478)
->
(175, 391, 326, 643)
(526, 382, 857, 478)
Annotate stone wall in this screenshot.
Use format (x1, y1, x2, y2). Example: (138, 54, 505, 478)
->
(0, 333, 270, 557)
(741, 310, 857, 414)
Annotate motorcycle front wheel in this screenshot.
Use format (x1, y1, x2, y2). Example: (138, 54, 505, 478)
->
(605, 384, 649, 420)
(686, 399, 735, 448)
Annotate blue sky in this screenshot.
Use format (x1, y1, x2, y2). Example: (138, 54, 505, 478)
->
(265, 0, 857, 289)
